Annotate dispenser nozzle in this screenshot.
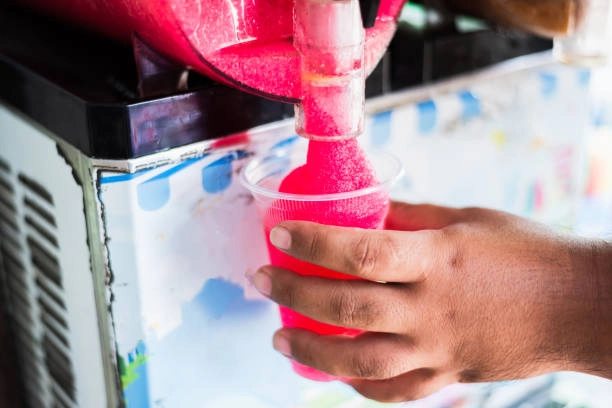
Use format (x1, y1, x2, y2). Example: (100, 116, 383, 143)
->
(294, 0, 366, 141)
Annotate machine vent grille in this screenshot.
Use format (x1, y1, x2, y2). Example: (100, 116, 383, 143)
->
(0, 157, 46, 408)
(19, 173, 76, 406)
(0, 156, 76, 408)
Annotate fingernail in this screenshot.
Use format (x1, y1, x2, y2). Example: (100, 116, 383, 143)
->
(252, 269, 272, 297)
(273, 332, 292, 358)
(270, 226, 291, 250)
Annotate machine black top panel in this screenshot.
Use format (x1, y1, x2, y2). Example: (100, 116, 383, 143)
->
(0, 3, 550, 160)
(0, 4, 294, 159)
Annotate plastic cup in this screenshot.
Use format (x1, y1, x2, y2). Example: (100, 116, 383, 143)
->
(241, 144, 403, 381)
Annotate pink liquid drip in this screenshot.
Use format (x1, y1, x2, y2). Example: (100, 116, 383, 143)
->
(263, 139, 389, 381)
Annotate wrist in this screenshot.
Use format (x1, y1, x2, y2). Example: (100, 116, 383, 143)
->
(565, 238, 612, 378)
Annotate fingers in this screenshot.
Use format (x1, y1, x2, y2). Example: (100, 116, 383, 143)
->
(273, 329, 422, 380)
(269, 221, 447, 283)
(254, 266, 415, 332)
(385, 201, 462, 231)
(348, 368, 452, 403)
(275, 326, 452, 402)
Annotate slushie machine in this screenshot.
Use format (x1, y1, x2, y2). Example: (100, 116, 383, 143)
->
(0, 0, 610, 407)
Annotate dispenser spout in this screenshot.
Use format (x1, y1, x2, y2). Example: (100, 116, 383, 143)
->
(294, 0, 366, 141)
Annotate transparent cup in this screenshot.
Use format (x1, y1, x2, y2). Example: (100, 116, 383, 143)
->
(241, 145, 403, 381)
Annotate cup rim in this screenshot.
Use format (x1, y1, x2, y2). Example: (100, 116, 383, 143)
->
(240, 147, 404, 202)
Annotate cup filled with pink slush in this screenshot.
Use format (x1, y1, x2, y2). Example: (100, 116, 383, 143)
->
(241, 139, 403, 381)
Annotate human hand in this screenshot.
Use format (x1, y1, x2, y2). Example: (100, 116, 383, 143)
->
(250, 201, 612, 402)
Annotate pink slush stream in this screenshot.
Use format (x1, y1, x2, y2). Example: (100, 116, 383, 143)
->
(263, 139, 389, 381)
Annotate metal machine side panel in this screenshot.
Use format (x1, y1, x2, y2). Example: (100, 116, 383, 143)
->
(96, 134, 323, 407)
(0, 103, 109, 407)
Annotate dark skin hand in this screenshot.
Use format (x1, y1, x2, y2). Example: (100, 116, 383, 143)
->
(250, 201, 612, 402)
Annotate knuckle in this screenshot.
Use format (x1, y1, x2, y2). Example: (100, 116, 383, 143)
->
(336, 295, 379, 328)
(447, 244, 463, 272)
(279, 279, 299, 309)
(459, 206, 485, 221)
(350, 353, 384, 379)
(349, 346, 405, 380)
(437, 228, 464, 273)
(347, 234, 382, 276)
(458, 368, 483, 383)
(416, 231, 440, 278)
(291, 339, 317, 368)
(329, 284, 361, 327)
(328, 284, 382, 329)
(306, 228, 325, 261)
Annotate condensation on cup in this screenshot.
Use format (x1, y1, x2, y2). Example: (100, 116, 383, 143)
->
(554, 0, 612, 66)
